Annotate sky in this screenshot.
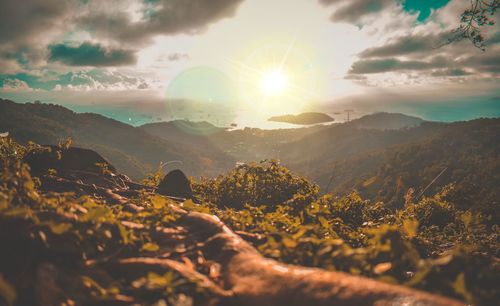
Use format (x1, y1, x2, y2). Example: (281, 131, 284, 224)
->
(0, 0, 499, 127)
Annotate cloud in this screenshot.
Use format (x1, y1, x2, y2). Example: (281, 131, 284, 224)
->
(486, 31, 500, 45)
(48, 42, 136, 66)
(0, 0, 245, 71)
(79, 0, 245, 45)
(1, 79, 33, 92)
(0, 69, 151, 92)
(167, 53, 190, 61)
(319, 0, 454, 24)
(430, 68, 472, 77)
(349, 56, 450, 74)
(359, 32, 452, 58)
(344, 0, 500, 82)
(460, 53, 500, 74)
(0, 0, 79, 73)
(319, 0, 394, 23)
(0, 0, 73, 46)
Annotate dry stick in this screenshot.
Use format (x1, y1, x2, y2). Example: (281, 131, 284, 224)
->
(417, 167, 448, 199)
(324, 167, 335, 194)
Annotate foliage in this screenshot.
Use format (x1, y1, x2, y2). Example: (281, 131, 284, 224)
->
(192, 160, 319, 211)
(0, 137, 214, 305)
(450, 0, 499, 50)
(0, 138, 498, 305)
(191, 161, 499, 305)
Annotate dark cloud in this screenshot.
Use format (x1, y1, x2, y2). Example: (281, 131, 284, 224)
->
(80, 0, 245, 45)
(0, 0, 72, 45)
(486, 31, 500, 45)
(48, 42, 136, 66)
(0, 0, 76, 72)
(349, 56, 450, 74)
(459, 53, 500, 74)
(430, 68, 472, 77)
(350, 47, 500, 76)
(344, 74, 367, 80)
(167, 53, 190, 61)
(0, 0, 245, 70)
(359, 33, 453, 58)
(319, 0, 393, 23)
(352, 26, 500, 78)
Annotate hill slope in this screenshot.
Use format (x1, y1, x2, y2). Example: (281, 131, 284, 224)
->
(0, 99, 234, 178)
(268, 112, 334, 125)
(286, 119, 499, 211)
(2, 99, 498, 212)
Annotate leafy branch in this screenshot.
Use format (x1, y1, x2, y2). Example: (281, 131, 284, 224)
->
(446, 0, 499, 50)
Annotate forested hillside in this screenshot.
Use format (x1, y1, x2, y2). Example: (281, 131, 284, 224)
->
(292, 119, 499, 214)
(0, 99, 234, 178)
(2, 99, 498, 214)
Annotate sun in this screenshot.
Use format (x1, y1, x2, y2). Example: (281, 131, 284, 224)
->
(259, 69, 288, 96)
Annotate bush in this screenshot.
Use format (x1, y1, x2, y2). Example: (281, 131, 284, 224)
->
(192, 160, 319, 210)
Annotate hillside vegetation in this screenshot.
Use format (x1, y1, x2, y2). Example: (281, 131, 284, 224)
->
(0, 99, 234, 179)
(268, 112, 334, 125)
(0, 137, 498, 305)
(292, 118, 500, 213)
(2, 99, 499, 217)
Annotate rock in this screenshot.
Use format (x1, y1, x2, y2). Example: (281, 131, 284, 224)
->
(23, 145, 116, 176)
(156, 169, 193, 199)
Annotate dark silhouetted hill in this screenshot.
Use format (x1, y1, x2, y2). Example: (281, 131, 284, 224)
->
(352, 112, 424, 130)
(285, 118, 499, 212)
(268, 112, 334, 125)
(2, 99, 497, 212)
(0, 99, 234, 178)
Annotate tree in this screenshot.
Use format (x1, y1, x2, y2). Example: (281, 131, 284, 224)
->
(450, 0, 499, 50)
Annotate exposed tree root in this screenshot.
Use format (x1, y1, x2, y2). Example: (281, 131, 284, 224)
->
(174, 211, 465, 306)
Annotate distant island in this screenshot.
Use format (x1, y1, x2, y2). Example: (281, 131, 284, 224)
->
(268, 112, 334, 125)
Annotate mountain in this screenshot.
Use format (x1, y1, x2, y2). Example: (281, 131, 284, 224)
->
(352, 112, 424, 130)
(141, 120, 326, 162)
(2, 99, 498, 213)
(284, 118, 499, 212)
(139, 120, 227, 156)
(0, 99, 234, 179)
(268, 112, 334, 125)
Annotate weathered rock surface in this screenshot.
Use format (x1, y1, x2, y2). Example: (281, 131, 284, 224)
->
(156, 169, 194, 200)
(24, 145, 152, 203)
(23, 145, 117, 176)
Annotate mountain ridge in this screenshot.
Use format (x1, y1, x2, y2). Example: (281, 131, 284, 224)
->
(268, 112, 335, 125)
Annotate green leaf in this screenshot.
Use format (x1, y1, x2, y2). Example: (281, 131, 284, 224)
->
(81, 276, 106, 296)
(318, 216, 330, 228)
(282, 236, 298, 248)
(453, 273, 473, 302)
(48, 222, 72, 235)
(461, 211, 473, 228)
(403, 219, 418, 239)
(117, 223, 130, 244)
(151, 195, 168, 209)
(142, 242, 160, 252)
(82, 207, 111, 222)
(182, 199, 195, 209)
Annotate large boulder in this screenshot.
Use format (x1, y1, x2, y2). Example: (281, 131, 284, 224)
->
(156, 169, 193, 199)
(23, 145, 116, 176)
